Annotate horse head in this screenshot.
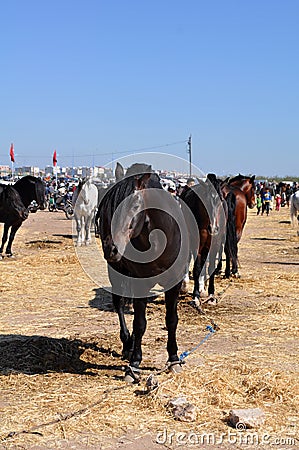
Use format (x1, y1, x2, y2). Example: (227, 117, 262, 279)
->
(245, 175, 256, 209)
(228, 174, 256, 209)
(35, 178, 46, 209)
(13, 176, 46, 210)
(100, 163, 152, 263)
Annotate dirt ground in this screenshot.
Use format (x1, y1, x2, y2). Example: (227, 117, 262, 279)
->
(0, 206, 298, 449)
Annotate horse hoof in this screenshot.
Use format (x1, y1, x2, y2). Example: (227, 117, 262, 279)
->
(85, 240, 91, 246)
(204, 295, 218, 306)
(124, 366, 141, 384)
(168, 360, 184, 374)
(124, 373, 136, 384)
(232, 272, 241, 279)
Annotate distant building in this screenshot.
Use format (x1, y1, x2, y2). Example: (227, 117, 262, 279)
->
(0, 165, 10, 177)
(15, 166, 40, 177)
(45, 165, 54, 176)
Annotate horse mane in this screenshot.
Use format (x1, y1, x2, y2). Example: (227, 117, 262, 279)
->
(206, 173, 223, 199)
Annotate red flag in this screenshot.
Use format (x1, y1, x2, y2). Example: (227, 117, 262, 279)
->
(53, 150, 57, 167)
(10, 143, 15, 163)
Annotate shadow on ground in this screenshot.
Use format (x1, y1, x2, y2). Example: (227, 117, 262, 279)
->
(0, 334, 124, 375)
(89, 288, 165, 314)
(89, 288, 133, 313)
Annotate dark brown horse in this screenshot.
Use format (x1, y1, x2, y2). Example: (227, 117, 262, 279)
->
(180, 174, 227, 309)
(98, 163, 192, 382)
(220, 174, 256, 277)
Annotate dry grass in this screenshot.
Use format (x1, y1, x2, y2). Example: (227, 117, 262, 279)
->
(0, 208, 298, 448)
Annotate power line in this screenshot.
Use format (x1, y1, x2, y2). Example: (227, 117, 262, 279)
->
(0, 139, 188, 161)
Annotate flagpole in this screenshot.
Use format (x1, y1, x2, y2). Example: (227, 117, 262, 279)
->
(53, 150, 58, 188)
(9, 143, 15, 180)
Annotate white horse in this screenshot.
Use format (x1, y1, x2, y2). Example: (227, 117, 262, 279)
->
(290, 191, 299, 235)
(73, 178, 98, 246)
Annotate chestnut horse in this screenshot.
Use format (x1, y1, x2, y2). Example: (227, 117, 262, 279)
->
(220, 175, 256, 277)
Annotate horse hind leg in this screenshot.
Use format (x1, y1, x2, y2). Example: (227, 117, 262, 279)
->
(0, 225, 9, 257)
(201, 273, 218, 306)
(84, 216, 93, 245)
(190, 254, 207, 313)
(180, 271, 190, 295)
(1, 223, 16, 258)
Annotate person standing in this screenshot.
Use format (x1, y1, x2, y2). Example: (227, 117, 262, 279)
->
(256, 193, 262, 215)
(275, 193, 281, 211)
(263, 188, 272, 216)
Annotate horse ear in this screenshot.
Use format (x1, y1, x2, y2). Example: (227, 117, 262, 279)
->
(115, 163, 124, 181)
(250, 175, 256, 182)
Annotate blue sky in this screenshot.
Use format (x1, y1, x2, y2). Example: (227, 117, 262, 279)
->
(0, 0, 298, 176)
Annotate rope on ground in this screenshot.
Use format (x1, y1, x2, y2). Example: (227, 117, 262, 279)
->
(1, 384, 130, 442)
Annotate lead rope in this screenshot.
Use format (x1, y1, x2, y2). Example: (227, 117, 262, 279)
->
(179, 323, 218, 362)
(143, 320, 219, 393)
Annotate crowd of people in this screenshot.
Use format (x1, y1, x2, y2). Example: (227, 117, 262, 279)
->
(44, 180, 77, 210)
(255, 181, 298, 216)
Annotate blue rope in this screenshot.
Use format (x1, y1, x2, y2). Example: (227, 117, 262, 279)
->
(179, 325, 217, 362)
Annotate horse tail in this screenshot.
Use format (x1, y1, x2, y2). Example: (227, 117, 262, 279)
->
(290, 194, 297, 226)
(225, 191, 238, 264)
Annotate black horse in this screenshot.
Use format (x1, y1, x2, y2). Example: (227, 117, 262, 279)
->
(0, 184, 29, 257)
(98, 163, 192, 382)
(0, 176, 45, 257)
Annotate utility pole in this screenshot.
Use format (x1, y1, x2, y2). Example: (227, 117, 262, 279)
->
(187, 134, 192, 177)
